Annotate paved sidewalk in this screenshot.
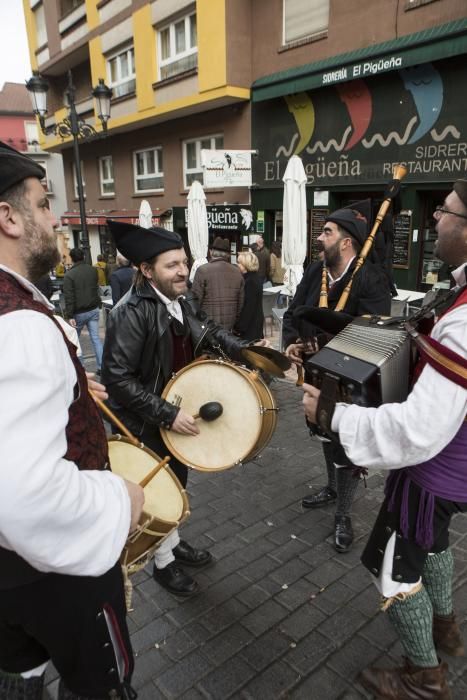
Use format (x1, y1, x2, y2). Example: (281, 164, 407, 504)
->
(48, 326, 467, 699)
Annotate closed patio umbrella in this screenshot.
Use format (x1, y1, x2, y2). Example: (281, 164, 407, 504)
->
(138, 199, 153, 229)
(282, 155, 307, 296)
(187, 180, 209, 281)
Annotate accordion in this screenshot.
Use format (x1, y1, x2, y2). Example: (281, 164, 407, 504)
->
(306, 317, 411, 408)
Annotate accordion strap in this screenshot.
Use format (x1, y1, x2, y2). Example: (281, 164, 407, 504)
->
(405, 324, 467, 390)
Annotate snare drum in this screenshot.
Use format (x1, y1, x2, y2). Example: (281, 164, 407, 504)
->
(160, 359, 278, 472)
(108, 436, 190, 574)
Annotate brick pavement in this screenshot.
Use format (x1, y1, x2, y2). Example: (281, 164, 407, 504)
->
(46, 323, 467, 699)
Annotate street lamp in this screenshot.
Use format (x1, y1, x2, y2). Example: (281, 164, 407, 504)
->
(26, 69, 112, 263)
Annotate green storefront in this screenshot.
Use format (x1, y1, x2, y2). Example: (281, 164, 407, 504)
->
(251, 19, 467, 291)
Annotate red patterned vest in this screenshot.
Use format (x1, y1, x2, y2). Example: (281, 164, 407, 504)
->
(0, 269, 109, 588)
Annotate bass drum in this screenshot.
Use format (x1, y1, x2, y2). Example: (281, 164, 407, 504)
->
(108, 436, 190, 573)
(160, 359, 277, 472)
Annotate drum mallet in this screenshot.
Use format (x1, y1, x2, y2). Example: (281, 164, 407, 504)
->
(192, 401, 223, 421)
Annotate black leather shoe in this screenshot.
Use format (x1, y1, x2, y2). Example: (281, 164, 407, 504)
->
(173, 540, 213, 568)
(334, 515, 353, 553)
(302, 486, 337, 509)
(152, 562, 199, 596)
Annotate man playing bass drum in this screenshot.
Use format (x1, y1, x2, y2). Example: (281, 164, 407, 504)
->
(102, 221, 256, 598)
(302, 180, 467, 699)
(283, 206, 392, 553)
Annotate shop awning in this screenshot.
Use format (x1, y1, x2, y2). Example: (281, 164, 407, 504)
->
(252, 19, 467, 102)
(61, 209, 171, 227)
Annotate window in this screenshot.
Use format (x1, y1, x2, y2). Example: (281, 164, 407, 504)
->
(158, 13, 197, 81)
(34, 3, 48, 47)
(99, 156, 115, 196)
(60, 0, 84, 16)
(283, 0, 329, 44)
(107, 45, 136, 98)
(25, 122, 39, 150)
(133, 148, 164, 192)
(72, 161, 86, 199)
(182, 134, 223, 189)
(35, 159, 51, 192)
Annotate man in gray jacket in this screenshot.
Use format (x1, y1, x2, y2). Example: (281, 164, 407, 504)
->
(192, 237, 244, 331)
(64, 247, 103, 372)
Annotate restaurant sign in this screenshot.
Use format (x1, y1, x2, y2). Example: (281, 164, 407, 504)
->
(253, 57, 467, 187)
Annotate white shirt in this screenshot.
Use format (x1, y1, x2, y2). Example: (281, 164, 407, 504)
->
(0, 265, 131, 577)
(332, 263, 467, 470)
(151, 283, 184, 324)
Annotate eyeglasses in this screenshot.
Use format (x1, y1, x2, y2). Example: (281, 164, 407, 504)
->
(434, 205, 467, 221)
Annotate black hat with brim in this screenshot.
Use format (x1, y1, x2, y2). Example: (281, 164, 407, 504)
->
(107, 219, 183, 265)
(0, 140, 46, 195)
(326, 207, 368, 246)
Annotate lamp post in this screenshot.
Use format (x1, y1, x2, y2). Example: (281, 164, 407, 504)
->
(26, 70, 112, 263)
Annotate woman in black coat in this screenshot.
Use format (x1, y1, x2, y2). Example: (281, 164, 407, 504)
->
(234, 251, 264, 341)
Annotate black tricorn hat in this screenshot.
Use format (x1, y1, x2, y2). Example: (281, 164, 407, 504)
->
(211, 236, 230, 252)
(106, 219, 183, 265)
(0, 140, 45, 195)
(326, 207, 368, 246)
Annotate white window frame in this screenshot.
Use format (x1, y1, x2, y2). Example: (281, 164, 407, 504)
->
(34, 159, 52, 193)
(157, 12, 198, 81)
(182, 134, 223, 189)
(107, 44, 136, 99)
(72, 161, 86, 199)
(133, 147, 164, 193)
(283, 0, 329, 45)
(99, 156, 115, 196)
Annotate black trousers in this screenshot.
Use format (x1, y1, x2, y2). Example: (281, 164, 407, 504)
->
(0, 563, 133, 698)
(140, 425, 189, 488)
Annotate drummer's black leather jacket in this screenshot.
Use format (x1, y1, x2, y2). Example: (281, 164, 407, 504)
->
(101, 281, 249, 435)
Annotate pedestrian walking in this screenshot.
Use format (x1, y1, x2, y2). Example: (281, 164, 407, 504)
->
(109, 253, 134, 304)
(64, 247, 104, 372)
(251, 235, 270, 285)
(234, 250, 264, 341)
(191, 236, 244, 330)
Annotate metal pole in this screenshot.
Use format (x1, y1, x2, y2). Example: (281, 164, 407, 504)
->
(66, 71, 91, 264)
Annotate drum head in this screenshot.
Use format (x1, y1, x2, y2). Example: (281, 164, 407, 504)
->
(108, 439, 184, 523)
(161, 361, 263, 471)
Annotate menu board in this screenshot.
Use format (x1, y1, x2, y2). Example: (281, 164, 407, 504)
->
(392, 213, 412, 269)
(310, 209, 328, 261)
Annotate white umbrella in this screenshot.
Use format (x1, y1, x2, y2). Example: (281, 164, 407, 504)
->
(138, 199, 153, 229)
(282, 155, 307, 296)
(187, 180, 209, 281)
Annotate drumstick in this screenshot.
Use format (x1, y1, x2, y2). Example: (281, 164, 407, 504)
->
(89, 390, 140, 447)
(139, 456, 171, 488)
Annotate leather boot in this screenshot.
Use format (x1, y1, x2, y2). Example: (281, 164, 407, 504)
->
(302, 485, 336, 509)
(433, 613, 465, 657)
(172, 540, 212, 568)
(334, 515, 353, 553)
(153, 562, 199, 597)
(0, 670, 44, 699)
(358, 657, 451, 699)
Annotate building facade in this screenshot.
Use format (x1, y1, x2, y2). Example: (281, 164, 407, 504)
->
(23, 0, 254, 263)
(23, 0, 467, 288)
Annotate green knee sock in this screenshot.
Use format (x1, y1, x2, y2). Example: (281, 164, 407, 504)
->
(422, 548, 454, 617)
(0, 669, 44, 700)
(386, 586, 439, 668)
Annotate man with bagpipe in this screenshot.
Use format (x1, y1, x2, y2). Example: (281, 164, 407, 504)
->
(302, 179, 467, 699)
(283, 203, 392, 553)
